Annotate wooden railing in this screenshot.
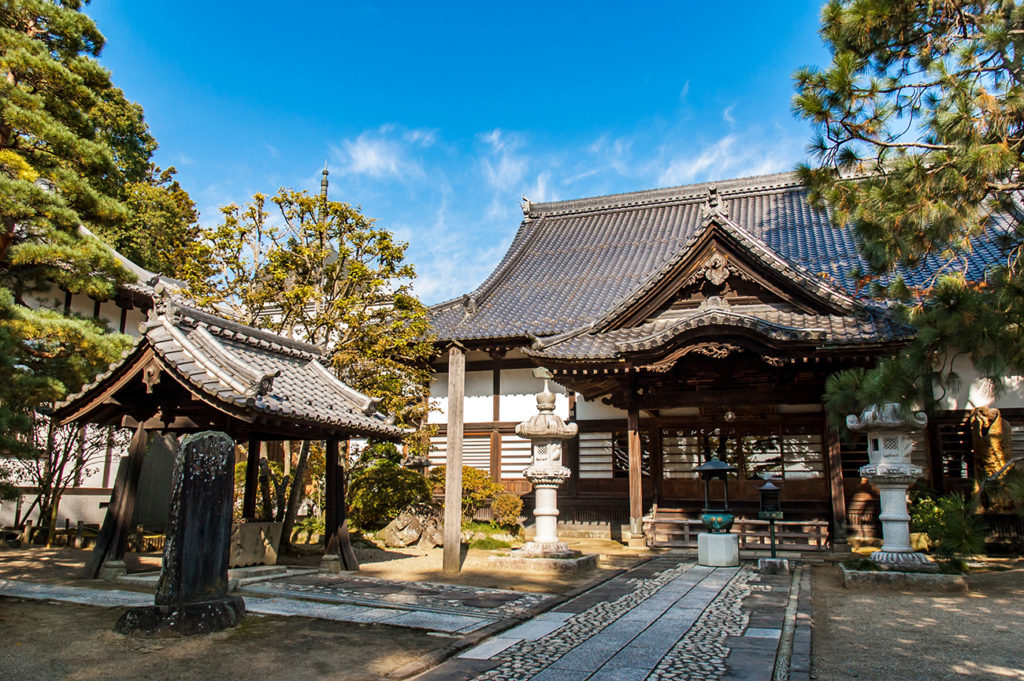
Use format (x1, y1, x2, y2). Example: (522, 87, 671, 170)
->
(643, 513, 830, 551)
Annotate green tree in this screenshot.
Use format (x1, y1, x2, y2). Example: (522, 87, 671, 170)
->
(105, 164, 201, 278)
(0, 2, 196, 516)
(794, 0, 1024, 420)
(182, 183, 435, 429)
(0, 0, 138, 468)
(180, 180, 436, 549)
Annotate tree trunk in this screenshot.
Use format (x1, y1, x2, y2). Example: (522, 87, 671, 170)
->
(280, 440, 312, 552)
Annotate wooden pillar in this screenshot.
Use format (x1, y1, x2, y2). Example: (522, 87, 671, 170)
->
(324, 437, 339, 546)
(627, 392, 644, 546)
(566, 393, 579, 498)
(489, 361, 502, 481)
(825, 426, 848, 545)
(242, 435, 260, 520)
(335, 439, 358, 570)
(82, 423, 147, 578)
(443, 344, 466, 575)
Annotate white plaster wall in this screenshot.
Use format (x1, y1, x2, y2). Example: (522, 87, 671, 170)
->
(428, 370, 493, 424)
(575, 397, 629, 420)
(500, 368, 569, 422)
(0, 490, 111, 526)
(934, 354, 1024, 410)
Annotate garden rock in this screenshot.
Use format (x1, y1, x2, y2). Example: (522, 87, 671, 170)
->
(382, 503, 442, 548)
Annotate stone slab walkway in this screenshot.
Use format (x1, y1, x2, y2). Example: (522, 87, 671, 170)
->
(414, 557, 798, 681)
(0, 573, 548, 635)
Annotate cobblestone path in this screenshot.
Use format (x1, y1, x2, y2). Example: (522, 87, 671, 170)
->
(425, 558, 784, 681)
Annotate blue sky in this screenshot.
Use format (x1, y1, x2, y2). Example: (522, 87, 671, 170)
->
(85, 1, 830, 304)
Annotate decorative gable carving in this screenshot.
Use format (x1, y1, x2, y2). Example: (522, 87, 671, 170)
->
(685, 250, 753, 289)
(598, 213, 860, 332)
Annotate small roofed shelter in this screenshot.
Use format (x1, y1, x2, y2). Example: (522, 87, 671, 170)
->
(52, 298, 405, 578)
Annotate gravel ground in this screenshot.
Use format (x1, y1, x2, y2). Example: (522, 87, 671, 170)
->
(811, 562, 1024, 681)
(0, 598, 441, 681)
(0, 538, 647, 593)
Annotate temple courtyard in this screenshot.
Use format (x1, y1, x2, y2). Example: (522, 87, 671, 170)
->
(1, 545, 1021, 681)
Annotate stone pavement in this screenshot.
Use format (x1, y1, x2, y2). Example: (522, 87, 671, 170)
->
(414, 557, 802, 681)
(0, 571, 553, 635)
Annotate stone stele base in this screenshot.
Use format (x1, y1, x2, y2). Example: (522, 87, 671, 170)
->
(98, 560, 128, 582)
(698, 532, 739, 567)
(114, 596, 245, 636)
(489, 550, 598, 573)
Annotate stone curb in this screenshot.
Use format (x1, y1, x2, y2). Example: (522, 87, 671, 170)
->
(839, 564, 967, 592)
(387, 557, 652, 680)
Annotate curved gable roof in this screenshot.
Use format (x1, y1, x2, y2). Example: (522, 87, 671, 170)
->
(429, 170, 1008, 343)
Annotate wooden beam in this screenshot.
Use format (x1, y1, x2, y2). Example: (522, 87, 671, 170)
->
(443, 345, 466, 575)
(825, 426, 848, 545)
(242, 435, 260, 520)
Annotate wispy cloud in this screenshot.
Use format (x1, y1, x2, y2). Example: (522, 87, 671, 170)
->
(723, 104, 736, 125)
(331, 125, 427, 179)
(318, 119, 804, 304)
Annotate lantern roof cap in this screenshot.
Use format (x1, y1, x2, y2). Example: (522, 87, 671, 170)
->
(695, 455, 737, 475)
(847, 402, 927, 433)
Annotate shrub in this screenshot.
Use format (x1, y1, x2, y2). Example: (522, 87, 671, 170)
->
(913, 492, 987, 557)
(490, 492, 524, 529)
(348, 463, 432, 530)
(427, 465, 503, 520)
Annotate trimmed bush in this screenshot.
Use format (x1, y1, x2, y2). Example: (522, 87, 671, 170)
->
(427, 465, 503, 520)
(912, 491, 987, 557)
(348, 463, 432, 530)
(490, 492, 524, 529)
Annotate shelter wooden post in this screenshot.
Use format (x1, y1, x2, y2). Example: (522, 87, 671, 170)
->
(242, 435, 260, 520)
(83, 423, 147, 579)
(335, 439, 358, 570)
(627, 387, 645, 547)
(324, 437, 339, 547)
(443, 344, 466, 575)
(825, 427, 848, 545)
(320, 438, 357, 571)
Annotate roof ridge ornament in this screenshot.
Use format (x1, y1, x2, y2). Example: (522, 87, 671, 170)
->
(521, 194, 532, 217)
(700, 185, 730, 224)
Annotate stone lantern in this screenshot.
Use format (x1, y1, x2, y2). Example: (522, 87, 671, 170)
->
(847, 403, 936, 570)
(515, 369, 579, 558)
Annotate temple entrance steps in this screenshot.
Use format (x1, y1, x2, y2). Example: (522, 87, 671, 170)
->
(644, 506, 830, 551)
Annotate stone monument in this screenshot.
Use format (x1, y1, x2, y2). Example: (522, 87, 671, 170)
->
(116, 431, 246, 635)
(847, 403, 937, 571)
(489, 369, 596, 572)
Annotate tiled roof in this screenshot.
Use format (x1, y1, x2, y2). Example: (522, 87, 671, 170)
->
(524, 305, 912, 361)
(55, 300, 406, 439)
(429, 170, 1008, 343)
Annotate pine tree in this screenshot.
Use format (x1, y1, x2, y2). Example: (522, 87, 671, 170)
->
(0, 2, 184, 481)
(793, 0, 1024, 417)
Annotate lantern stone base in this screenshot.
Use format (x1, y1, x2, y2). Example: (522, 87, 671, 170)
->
(489, 551, 598, 573)
(698, 532, 739, 567)
(757, 557, 790, 574)
(869, 550, 939, 572)
(517, 541, 580, 559)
